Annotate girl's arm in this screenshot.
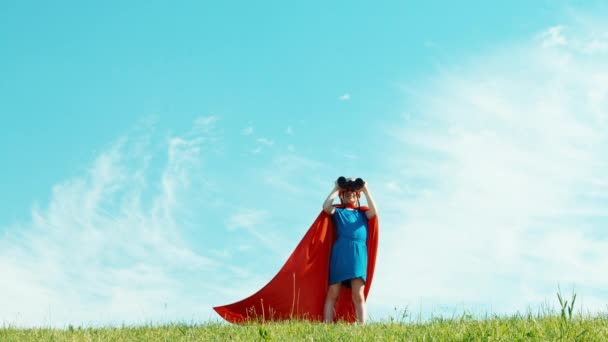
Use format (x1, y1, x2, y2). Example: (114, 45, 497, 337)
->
(361, 183, 378, 219)
(323, 183, 340, 215)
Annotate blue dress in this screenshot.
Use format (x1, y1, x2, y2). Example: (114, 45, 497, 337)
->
(329, 208, 368, 286)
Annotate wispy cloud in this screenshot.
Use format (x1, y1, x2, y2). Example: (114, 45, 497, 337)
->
(226, 208, 269, 231)
(256, 137, 274, 146)
(261, 154, 330, 195)
(225, 209, 285, 255)
(583, 38, 608, 53)
(242, 126, 254, 135)
(540, 25, 567, 47)
(373, 18, 608, 317)
(0, 117, 235, 327)
(342, 152, 358, 160)
(194, 116, 218, 132)
(249, 137, 275, 154)
(385, 181, 404, 193)
(339, 93, 351, 101)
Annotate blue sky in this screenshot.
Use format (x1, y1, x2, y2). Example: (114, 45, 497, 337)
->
(1, 1, 607, 327)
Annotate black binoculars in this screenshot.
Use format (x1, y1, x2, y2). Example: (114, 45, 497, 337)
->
(337, 176, 365, 191)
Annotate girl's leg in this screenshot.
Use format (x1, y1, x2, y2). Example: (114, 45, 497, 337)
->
(351, 278, 366, 324)
(323, 283, 342, 322)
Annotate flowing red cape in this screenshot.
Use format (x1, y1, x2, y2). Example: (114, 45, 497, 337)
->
(213, 205, 379, 323)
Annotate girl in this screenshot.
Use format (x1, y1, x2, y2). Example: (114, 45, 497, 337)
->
(322, 177, 378, 324)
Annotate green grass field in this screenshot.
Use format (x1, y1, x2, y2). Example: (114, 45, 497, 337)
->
(2, 294, 606, 341)
(2, 314, 607, 341)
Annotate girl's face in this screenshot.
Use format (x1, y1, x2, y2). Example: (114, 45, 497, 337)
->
(341, 190, 358, 204)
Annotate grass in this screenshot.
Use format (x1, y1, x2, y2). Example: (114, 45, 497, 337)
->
(2, 314, 607, 341)
(2, 293, 607, 341)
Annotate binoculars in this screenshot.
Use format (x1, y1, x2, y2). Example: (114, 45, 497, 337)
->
(337, 176, 365, 191)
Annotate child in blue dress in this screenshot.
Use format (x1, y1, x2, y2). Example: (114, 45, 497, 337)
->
(322, 177, 378, 324)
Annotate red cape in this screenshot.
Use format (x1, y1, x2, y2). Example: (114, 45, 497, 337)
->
(213, 205, 379, 323)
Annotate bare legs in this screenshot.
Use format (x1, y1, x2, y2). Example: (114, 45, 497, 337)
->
(323, 278, 366, 324)
(351, 278, 366, 324)
(323, 283, 341, 322)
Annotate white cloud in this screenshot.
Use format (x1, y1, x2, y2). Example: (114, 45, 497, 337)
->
(257, 137, 274, 146)
(242, 126, 254, 135)
(541, 25, 567, 47)
(0, 120, 233, 327)
(372, 19, 608, 318)
(339, 93, 351, 101)
(194, 116, 217, 132)
(583, 38, 608, 53)
(286, 126, 293, 135)
(249, 137, 274, 154)
(226, 208, 268, 231)
(539, 20, 608, 56)
(385, 181, 404, 193)
(225, 209, 286, 255)
(261, 154, 329, 195)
